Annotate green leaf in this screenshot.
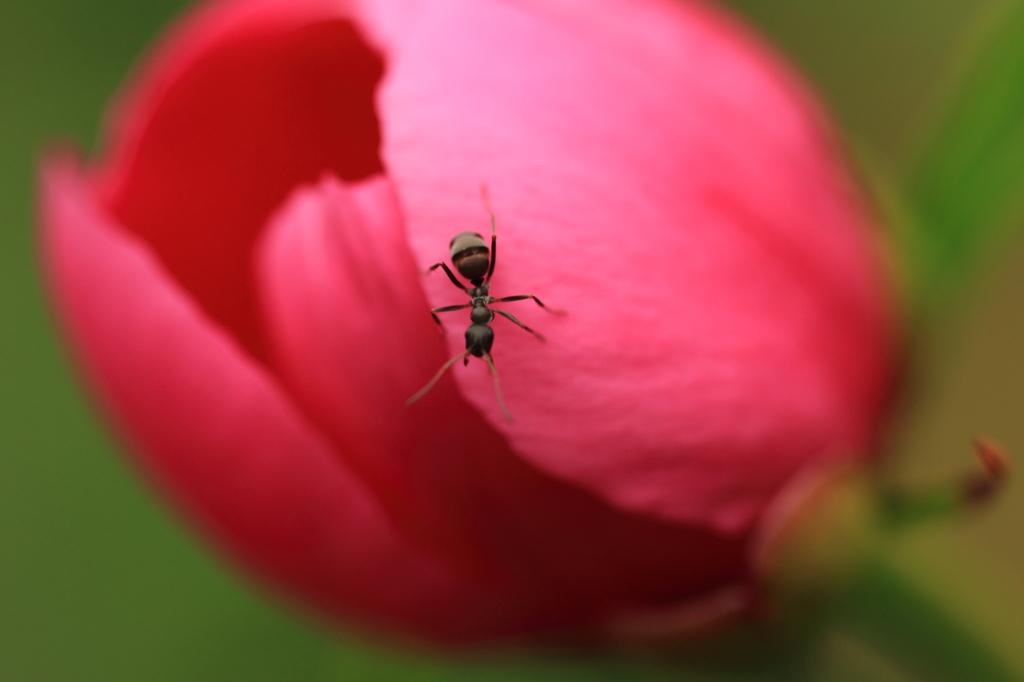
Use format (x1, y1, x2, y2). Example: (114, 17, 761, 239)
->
(833, 551, 1019, 682)
(905, 0, 1024, 307)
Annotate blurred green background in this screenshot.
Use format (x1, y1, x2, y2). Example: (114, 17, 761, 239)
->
(2, 1, 1022, 680)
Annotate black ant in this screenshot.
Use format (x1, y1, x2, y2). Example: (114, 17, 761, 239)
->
(407, 187, 563, 421)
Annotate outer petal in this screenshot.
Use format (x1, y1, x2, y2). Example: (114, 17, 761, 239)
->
(40, 155, 561, 643)
(358, 0, 897, 530)
(254, 172, 747, 619)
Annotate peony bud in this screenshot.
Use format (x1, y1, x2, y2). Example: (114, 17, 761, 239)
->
(41, 0, 897, 644)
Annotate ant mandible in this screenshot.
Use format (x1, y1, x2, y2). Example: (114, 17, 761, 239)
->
(406, 186, 564, 421)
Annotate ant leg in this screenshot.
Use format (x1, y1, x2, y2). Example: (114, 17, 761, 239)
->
(431, 303, 472, 323)
(407, 351, 470, 406)
(481, 185, 498, 284)
(494, 309, 546, 342)
(493, 294, 567, 315)
(428, 262, 467, 291)
(482, 352, 513, 422)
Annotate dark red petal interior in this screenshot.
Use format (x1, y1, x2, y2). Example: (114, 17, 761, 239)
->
(99, 18, 383, 362)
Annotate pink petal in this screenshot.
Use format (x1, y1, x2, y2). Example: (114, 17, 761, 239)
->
(40, 154, 562, 643)
(360, 0, 897, 531)
(254, 172, 748, 616)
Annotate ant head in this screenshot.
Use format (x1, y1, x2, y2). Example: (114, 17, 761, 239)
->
(449, 231, 490, 281)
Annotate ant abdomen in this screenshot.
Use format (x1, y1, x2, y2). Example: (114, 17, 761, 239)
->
(465, 324, 494, 358)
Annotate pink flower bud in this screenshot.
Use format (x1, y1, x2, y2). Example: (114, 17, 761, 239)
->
(40, 0, 897, 644)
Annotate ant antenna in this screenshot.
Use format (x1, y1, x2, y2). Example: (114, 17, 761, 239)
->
(480, 184, 494, 219)
(480, 184, 497, 283)
(483, 352, 513, 422)
(406, 351, 470, 406)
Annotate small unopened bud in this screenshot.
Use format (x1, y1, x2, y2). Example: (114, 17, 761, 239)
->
(882, 437, 1010, 529)
(962, 437, 1009, 505)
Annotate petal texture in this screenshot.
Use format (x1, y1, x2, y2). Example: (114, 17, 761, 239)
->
(361, 0, 896, 531)
(255, 172, 748, 620)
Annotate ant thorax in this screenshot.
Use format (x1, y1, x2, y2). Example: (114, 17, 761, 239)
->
(466, 284, 490, 298)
